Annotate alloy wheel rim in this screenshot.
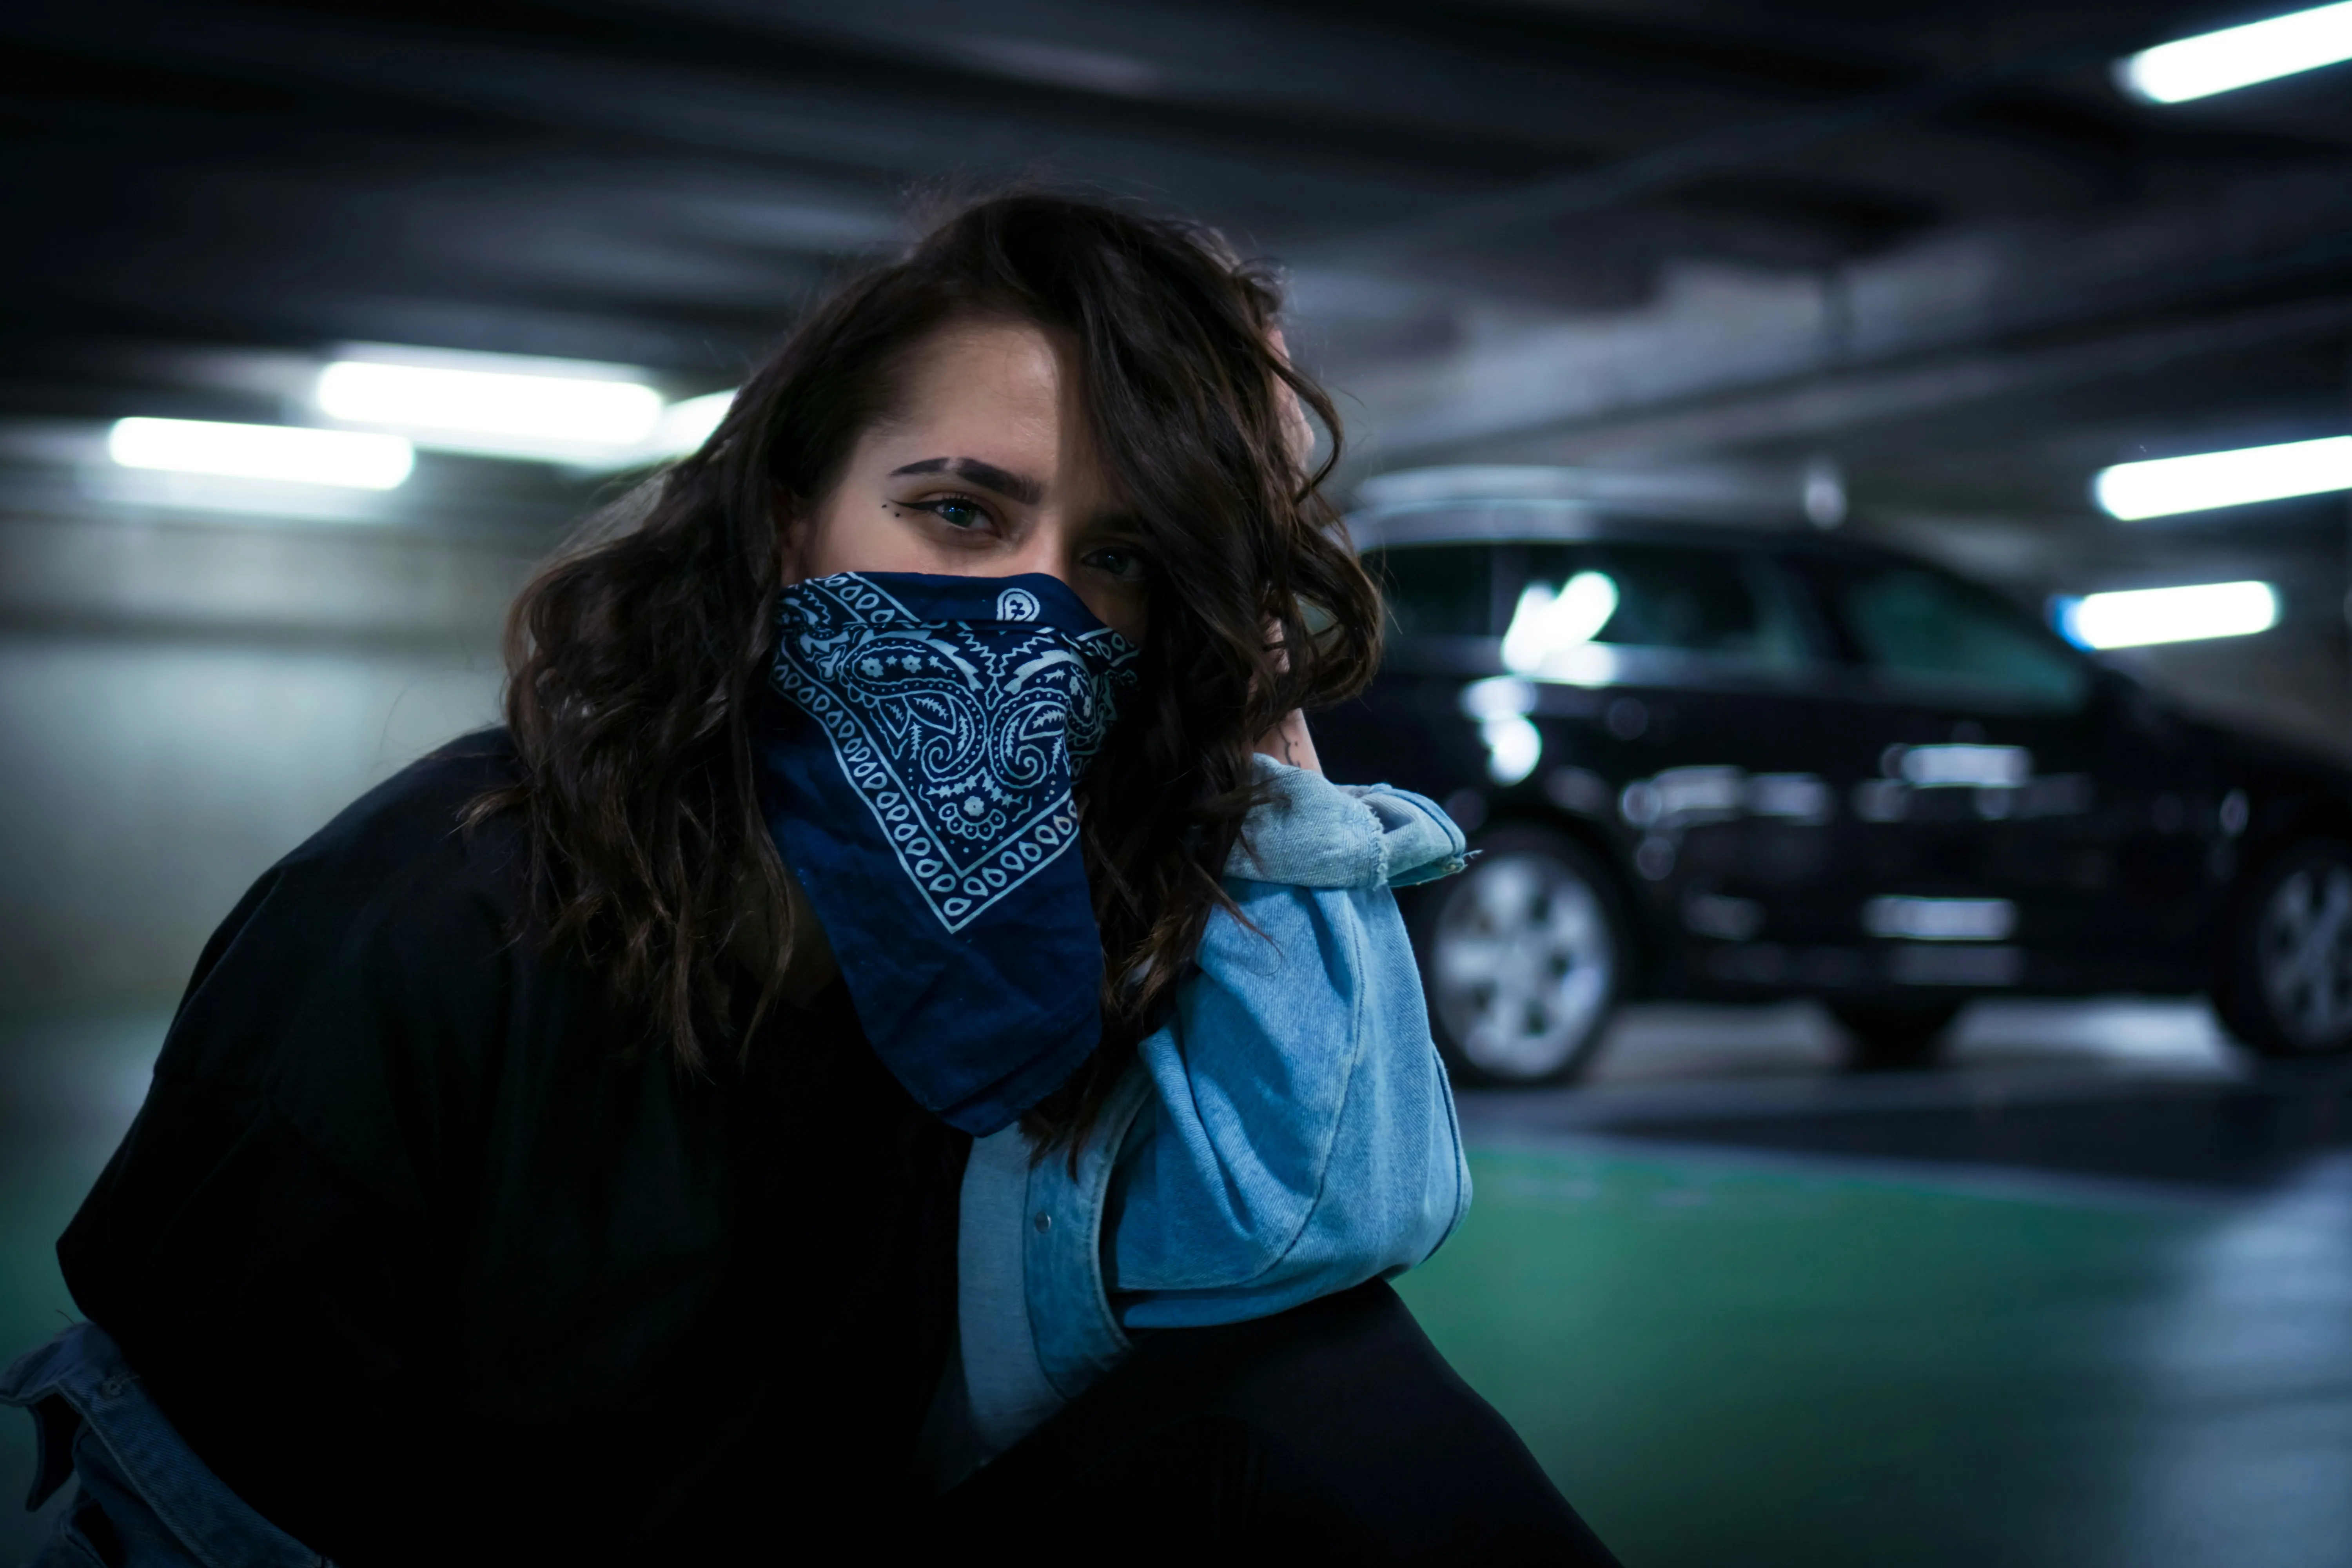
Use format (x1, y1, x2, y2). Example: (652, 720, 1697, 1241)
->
(1431, 851, 1616, 1079)
(2258, 861, 2352, 1050)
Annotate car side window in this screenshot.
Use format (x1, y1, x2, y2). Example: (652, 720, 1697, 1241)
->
(1365, 544, 1494, 637)
(1520, 542, 1813, 673)
(1824, 562, 2089, 710)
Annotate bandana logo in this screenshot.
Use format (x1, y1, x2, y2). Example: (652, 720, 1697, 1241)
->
(773, 574, 1140, 932)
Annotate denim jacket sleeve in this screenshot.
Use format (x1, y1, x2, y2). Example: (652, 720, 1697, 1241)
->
(949, 761, 1471, 1463)
(1105, 872, 1472, 1325)
(0, 1319, 332, 1567)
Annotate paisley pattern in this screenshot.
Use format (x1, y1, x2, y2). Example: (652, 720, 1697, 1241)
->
(773, 573, 1140, 932)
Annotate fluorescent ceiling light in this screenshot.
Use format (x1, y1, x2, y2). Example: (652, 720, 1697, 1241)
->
(2094, 436, 2352, 519)
(560, 387, 737, 472)
(2056, 581, 2279, 650)
(107, 417, 413, 489)
(316, 349, 664, 462)
(648, 389, 736, 460)
(2118, 1, 2352, 102)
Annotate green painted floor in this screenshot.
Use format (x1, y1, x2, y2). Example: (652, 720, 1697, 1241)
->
(6, 1007, 2351, 1565)
(1396, 1144, 2352, 1568)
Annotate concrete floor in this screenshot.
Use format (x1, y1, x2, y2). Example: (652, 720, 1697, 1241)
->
(5, 999, 2350, 1565)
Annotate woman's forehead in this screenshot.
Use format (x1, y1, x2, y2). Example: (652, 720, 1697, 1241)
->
(900, 320, 1066, 408)
(867, 321, 1111, 500)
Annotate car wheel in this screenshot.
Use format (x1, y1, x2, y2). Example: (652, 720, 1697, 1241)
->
(2220, 840, 2352, 1057)
(1828, 1002, 1962, 1072)
(1415, 827, 1626, 1086)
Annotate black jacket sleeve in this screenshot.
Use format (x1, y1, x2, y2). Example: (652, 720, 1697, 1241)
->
(59, 746, 519, 1564)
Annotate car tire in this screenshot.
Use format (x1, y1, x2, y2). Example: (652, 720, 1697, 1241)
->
(1828, 1002, 1962, 1072)
(2218, 838, 2352, 1058)
(1412, 825, 1627, 1087)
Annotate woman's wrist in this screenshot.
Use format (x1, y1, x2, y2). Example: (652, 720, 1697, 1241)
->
(1254, 709, 1321, 775)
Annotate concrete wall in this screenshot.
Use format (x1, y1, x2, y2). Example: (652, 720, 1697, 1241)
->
(0, 508, 544, 1006)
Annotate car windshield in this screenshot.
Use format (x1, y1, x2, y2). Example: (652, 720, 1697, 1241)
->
(1519, 543, 1811, 668)
(1820, 561, 2089, 710)
(1365, 538, 1816, 679)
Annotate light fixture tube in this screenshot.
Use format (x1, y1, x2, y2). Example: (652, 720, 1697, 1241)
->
(647, 389, 736, 460)
(2118, 1, 2352, 102)
(316, 353, 664, 461)
(2055, 581, 2279, 650)
(107, 417, 414, 490)
(2093, 436, 2352, 520)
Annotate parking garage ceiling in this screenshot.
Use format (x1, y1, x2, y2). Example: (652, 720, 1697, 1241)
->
(5, 0, 2350, 559)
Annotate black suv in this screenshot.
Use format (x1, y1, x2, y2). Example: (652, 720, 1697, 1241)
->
(1310, 468, 2352, 1083)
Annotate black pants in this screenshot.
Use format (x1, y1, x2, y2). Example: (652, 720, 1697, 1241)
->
(921, 1281, 1621, 1565)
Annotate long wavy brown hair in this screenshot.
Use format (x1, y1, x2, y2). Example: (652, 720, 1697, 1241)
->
(474, 191, 1381, 1144)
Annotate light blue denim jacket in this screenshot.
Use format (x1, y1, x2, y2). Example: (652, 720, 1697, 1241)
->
(944, 759, 1473, 1467)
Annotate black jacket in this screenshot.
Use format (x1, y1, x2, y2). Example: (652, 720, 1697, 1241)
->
(59, 733, 968, 1564)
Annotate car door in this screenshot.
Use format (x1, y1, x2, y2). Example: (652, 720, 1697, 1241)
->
(1495, 535, 1847, 987)
(1318, 528, 1853, 991)
(1789, 550, 2209, 992)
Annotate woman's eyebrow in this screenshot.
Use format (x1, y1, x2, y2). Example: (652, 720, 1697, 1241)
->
(889, 456, 1045, 506)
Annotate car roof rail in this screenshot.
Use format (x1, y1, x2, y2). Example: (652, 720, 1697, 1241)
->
(1345, 463, 1828, 551)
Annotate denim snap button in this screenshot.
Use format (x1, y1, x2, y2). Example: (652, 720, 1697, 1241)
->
(1032, 1210, 1052, 1234)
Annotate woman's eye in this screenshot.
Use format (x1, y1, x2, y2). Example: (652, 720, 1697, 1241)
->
(924, 496, 988, 531)
(1086, 548, 1149, 584)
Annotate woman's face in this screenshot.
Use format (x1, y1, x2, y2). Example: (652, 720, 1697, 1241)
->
(793, 319, 1151, 644)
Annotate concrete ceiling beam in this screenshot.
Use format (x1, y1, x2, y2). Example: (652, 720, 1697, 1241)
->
(1341, 163, 2352, 467)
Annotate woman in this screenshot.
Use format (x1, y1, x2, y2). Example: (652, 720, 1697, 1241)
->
(3, 194, 1616, 1563)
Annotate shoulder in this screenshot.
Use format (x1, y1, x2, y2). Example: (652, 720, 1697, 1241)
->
(248, 726, 531, 949)
(158, 730, 536, 1091)
(283, 728, 527, 896)
(78, 735, 561, 1265)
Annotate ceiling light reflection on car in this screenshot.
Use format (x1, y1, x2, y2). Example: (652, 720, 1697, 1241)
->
(2056, 582, 2280, 649)
(2117, 0, 2352, 103)
(2094, 436, 2352, 519)
(107, 417, 414, 490)
(1459, 676, 1543, 786)
(1501, 571, 1619, 676)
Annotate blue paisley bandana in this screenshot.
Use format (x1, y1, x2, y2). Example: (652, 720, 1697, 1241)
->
(758, 571, 1141, 1134)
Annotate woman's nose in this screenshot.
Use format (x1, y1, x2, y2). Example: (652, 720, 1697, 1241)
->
(998, 515, 1074, 588)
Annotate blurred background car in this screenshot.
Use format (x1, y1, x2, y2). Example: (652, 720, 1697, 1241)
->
(1315, 466, 2352, 1084)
